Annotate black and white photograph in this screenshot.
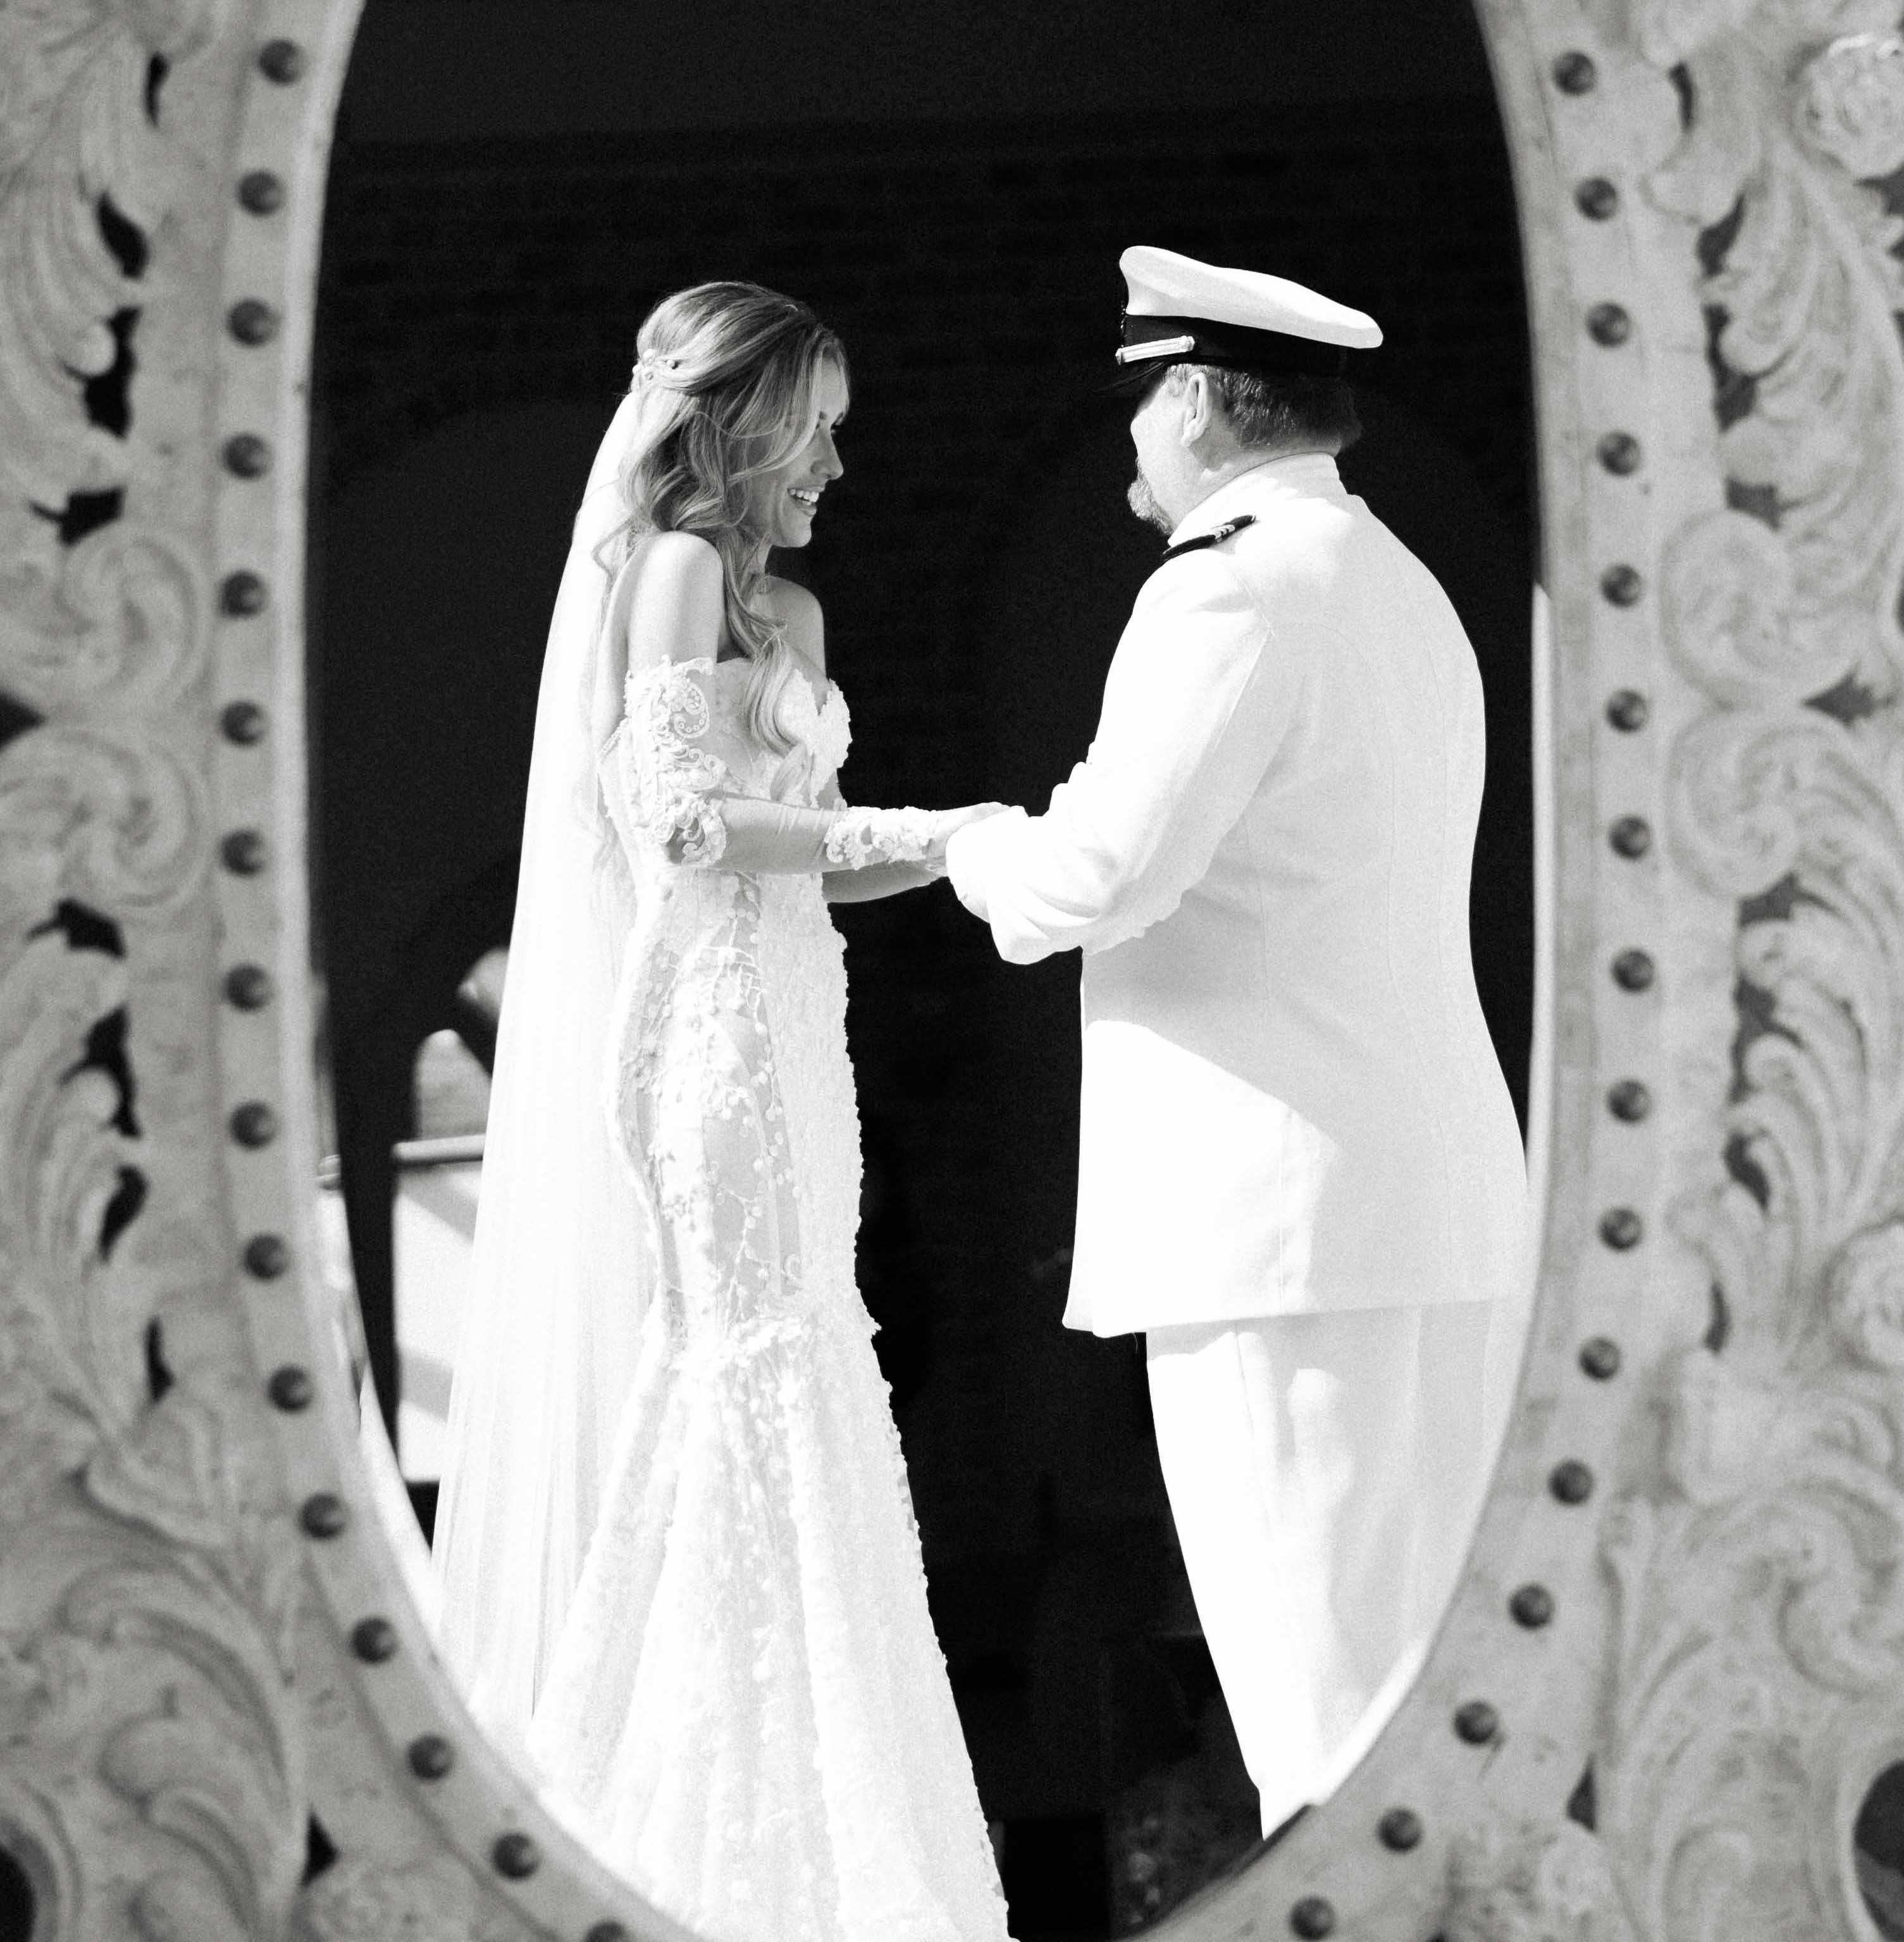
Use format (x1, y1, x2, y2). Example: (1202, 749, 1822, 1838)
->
(3, 3, 1903, 1939)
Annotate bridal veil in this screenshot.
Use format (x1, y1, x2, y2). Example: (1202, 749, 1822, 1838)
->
(431, 390, 657, 1755)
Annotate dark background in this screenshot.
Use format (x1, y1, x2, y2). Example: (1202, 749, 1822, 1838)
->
(309, 3, 1533, 1931)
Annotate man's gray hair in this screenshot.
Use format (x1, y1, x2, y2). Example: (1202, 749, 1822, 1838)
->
(1165, 362, 1362, 457)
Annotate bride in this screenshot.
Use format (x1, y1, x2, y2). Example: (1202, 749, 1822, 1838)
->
(431, 281, 1012, 1942)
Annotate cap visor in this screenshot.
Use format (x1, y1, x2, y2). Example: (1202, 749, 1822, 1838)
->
(1100, 354, 1178, 397)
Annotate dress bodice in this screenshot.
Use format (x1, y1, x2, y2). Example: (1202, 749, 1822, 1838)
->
(604, 652, 861, 882)
(698, 655, 852, 806)
(609, 641, 938, 889)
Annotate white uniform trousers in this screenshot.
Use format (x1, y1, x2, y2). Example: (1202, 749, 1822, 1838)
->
(1145, 1301, 1495, 1836)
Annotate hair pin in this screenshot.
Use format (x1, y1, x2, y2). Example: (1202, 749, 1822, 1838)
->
(633, 350, 686, 389)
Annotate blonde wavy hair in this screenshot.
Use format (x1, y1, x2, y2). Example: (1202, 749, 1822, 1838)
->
(598, 281, 848, 755)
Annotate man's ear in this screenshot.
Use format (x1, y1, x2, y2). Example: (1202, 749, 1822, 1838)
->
(1178, 368, 1212, 445)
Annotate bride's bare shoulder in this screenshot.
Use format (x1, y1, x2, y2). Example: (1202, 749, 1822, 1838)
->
(626, 529, 723, 601)
(616, 531, 725, 670)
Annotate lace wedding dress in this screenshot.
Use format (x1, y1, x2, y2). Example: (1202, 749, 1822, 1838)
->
(521, 652, 1011, 1942)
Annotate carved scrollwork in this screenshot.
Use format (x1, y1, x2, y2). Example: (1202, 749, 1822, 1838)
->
(0, 716, 209, 924)
(0, 935, 139, 1515)
(1443, 1820, 1635, 1942)
(0, 922, 306, 1939)
(0, 0, 236, 519)
(294, 1852, 504, 1942)
(0, 3, 308, 1938)
(0, 1, 218, 937)
(1576, 5, 1904, 1939)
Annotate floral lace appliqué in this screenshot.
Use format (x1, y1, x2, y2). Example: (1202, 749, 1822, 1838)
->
(822, 806, 938, 869)
(781, 674, 851, 788)
(624, 657, 731, 864)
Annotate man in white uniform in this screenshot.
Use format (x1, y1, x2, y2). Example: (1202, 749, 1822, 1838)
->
(945, 247, 1528, 1836)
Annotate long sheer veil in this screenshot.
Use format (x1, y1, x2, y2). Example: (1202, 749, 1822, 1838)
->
(431, 392, 654, 1755)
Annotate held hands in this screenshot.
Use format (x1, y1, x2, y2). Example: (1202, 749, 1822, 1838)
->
(928, 802, 1017, 872)
(816, 803, 1017, 900)
(819, 803, 1016, 878)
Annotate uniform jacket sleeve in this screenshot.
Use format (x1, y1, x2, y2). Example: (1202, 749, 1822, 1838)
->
(947, 547, 1295, 964)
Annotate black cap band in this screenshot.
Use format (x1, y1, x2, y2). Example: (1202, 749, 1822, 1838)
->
(1116, 311, 1353, 378)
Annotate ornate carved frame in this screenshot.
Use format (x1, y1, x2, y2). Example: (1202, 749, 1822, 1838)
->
(4, 1, 1903, 1937)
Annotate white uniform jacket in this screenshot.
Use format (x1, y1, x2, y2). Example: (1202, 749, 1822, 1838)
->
(946, 454, 1526, 1337)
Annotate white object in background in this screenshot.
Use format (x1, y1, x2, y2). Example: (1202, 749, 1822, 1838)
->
(392, 1158, 483, 1481)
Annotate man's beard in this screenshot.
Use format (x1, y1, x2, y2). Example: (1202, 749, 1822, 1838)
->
(1127, 469, 1172, 535)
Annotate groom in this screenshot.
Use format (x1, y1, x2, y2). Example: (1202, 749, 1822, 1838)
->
(945, 247, 1528, 1835)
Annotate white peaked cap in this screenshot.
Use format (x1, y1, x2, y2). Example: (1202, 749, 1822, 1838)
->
(1117, 245, 1382, 366)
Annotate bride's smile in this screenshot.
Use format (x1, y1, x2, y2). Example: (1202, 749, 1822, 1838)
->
(749, 358, 848, 549)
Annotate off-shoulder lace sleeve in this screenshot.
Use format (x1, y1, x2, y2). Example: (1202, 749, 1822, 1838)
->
(614, 659, 951, 874)
(619, 658, 731, 865)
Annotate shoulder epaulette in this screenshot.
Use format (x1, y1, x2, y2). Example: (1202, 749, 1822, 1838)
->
(1158, 512, 1258, 564)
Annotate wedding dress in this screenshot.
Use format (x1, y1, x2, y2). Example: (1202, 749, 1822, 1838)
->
(512, 647, 1011, 1942)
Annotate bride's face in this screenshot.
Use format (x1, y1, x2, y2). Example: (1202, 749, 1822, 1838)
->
(746, 357, 848, 550)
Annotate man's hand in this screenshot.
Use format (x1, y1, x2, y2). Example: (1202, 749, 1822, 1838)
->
(942, 804, 1027, 920)
(938, 801, 1016, 839)
(927, 801, 1015, 872)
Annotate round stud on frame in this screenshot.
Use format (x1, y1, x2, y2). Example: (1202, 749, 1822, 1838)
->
(1574, 176, 1618, 218)
(1553, 50, 1597, 93)
(493, 1833, 541, 1880)
(257, 38, 306, 83)
(1597, 431, 1641, 474)
(1509, 1583, 1555, 1629)
(1605, 688, 1648, 732)
(1454, 1700, 1499, 1745)
(1600, 563, 1644, 606)
(1607, 1077, 1651, 1121)
(299, 1492, 349, 1539)
(1377, 1807, 1423, 1852)
(221, 699, 268, 745)
(243, 1233, 290, 1279)
(221, 432, 271, 478)
(1598, 1206, 1643, 1250)
(1609, 814, 1651, 857)
(1579, 1335, 1623, 1380)
(219, 570, 268, 617)
(221, 829, 269, 875)
(1289, 1896, 1335, 1939)
(227, 299, 281, 346)
(1587, 302, 1631, 347)
(229, 1101, 278, 1148)
(407, 1734, 455, 1781)
(1612, 948, 1655, 992)
(1549, 1458, 1595, 1504)
(238, 170, 286, 214)
(224, 963, 274, 1010)
(266, 1365, 312, 1411)
(584, 1925, 632, 1942)
(351, 1616, 400, 1664)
